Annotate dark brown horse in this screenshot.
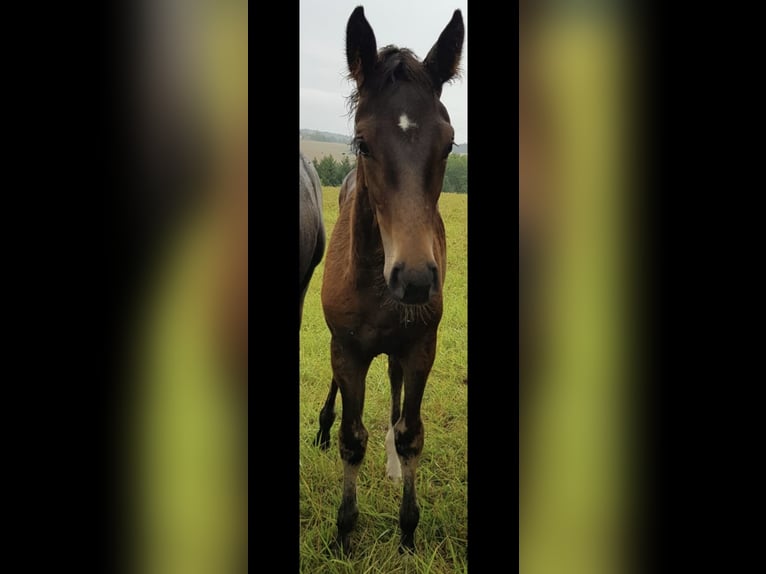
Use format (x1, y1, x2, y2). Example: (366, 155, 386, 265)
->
(299, 152, 325, 328)
(314, 5, 464, 554)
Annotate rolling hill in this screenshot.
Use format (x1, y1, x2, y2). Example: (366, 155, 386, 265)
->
(299, 139, 354, 163)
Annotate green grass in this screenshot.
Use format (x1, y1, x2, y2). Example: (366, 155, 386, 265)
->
(299, 187, 468, 573)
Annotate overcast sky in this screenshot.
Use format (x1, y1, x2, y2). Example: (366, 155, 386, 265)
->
(299, 0, 468, 144)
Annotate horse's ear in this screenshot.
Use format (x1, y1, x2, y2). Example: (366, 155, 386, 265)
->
(346, 6, 377, 86)
(423, 9, 464, 96)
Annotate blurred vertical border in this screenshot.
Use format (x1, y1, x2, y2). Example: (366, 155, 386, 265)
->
(517, 1, 646, 573)
(110, 1, 250, 573)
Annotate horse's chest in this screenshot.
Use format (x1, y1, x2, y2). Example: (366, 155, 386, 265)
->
(360, 319, 402, 351)
(323, 264, 436, 355)
(334, 309, 421, 355)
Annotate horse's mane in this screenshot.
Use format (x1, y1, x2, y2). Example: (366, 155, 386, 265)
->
(346, 46, 434, 118)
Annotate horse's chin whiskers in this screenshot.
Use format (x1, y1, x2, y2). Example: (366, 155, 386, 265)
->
(387, 298, 434, 326)
(373, 274, 434, 325)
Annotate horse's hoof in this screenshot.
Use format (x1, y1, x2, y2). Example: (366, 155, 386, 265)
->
(334, 533, 353, 556)
(399, 534, 416, 554)
(313, 431, 330, 450)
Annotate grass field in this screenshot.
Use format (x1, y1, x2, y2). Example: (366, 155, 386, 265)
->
(300, 139, 354, 163)
(299, 187, 468, 573)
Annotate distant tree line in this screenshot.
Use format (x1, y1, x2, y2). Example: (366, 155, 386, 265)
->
(311, 155, 355, 187)
(312, 153, 468, 194)
(442, 155, 468, 194)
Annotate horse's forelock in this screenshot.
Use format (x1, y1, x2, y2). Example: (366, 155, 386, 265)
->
(346, 46, 434, 118)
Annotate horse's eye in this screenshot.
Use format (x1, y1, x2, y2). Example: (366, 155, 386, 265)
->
(442, 141, 455, 159)
(355, 139, 371, 157)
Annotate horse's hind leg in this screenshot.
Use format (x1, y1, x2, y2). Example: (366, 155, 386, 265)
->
(386, 355, 403, 480)
(313, 378, 338, 450)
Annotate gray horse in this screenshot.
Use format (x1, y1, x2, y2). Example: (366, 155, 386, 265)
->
(299, 152, 325, 328)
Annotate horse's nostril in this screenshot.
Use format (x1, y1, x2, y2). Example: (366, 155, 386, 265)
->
(388, 263, 406, 300)
(428, 263, 439, 292)
(390, 263, 402, 286)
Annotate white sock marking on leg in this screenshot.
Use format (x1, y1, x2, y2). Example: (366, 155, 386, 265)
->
(385, 425, 402, 481)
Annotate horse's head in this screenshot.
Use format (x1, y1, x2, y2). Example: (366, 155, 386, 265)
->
(346, 6, 464, 305)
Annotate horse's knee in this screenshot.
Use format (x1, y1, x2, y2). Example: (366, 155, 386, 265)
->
(339, 422, 368, 465)
(394, 419, 423, 461)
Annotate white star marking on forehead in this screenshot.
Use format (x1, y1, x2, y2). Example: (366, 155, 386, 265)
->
(398, 113, 417, 132)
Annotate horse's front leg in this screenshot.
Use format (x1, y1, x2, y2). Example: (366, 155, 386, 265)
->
(331, 338, 372, 554)
(394, 334, 436, 553)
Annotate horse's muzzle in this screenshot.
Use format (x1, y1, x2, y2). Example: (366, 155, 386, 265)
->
(388, 262, 439, 304)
